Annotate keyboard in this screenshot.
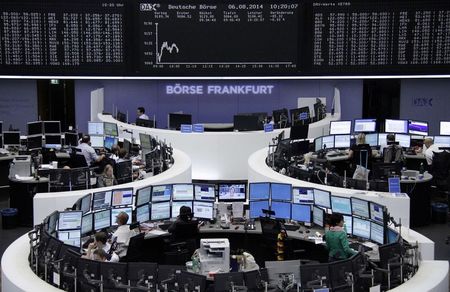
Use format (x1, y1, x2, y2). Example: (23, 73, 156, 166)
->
(283, 224, 300, 231)
(349, 242, 373, 252)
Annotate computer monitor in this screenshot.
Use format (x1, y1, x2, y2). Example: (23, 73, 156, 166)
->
(0, 136, 3, 148)
(80, 194, 92, 214)
(354, 119, 377, 133)
(81, 213, 93, 236)
(313, 189, 331, 209)
(172, 184, 194, 201)
(136, 204, 150, 223)
(313, 206, 325, 227)
(116, 111, 127, 123)
(408, 120, 428, 136)
(291, 204, 311, 223)
(334, 134, 351, 148)
(171, 201, 193, 218)
(434, 136, 450, 147)
(151, 185, 172, 202)
(194, 184, 215, 201)
(351, 197, 370, 218)
(47, 211, 59, 235)
(370, 202, 385, 224)
(151, 201, 171, 221)
(290, 124, 309, 140)
(378, 133, 388, 147)
(111, 207, 132, 226)
(329, 257, 354, 290)
(218, 183, 246, 202)
(272, 108, 289, 124)
(44, 121, 61, 134)
(27, 135, 43, 151)
(58, 230, 81, 248)
(385, 119, 408, 134)
(352, 217, 370, 239)
(249, 183, 270, 200)
(92, 191, 112, 210)
(27, 121, 43, 136)
(330, 196, 352, 215)
(249, 200, 269, 219)
(58, 211, 82, 230)
(330, 121, 351, 135)
(44, 135, 62, 149)
(0, 121, 2, 134)
(169, 113, 192, 130)
(193, 201, 214, 220)
(64, 132, 78, 147)
(292, 187, 314, 204)
(136, 186, 152, 206)
(343, 215, 352, 235)
(314, 137, 323, 152)
(139, 133, 152, 150)
(90, 135, 104, 148)
(94, 209, 111, 230)
(365, 133, 378, 147)
(270, 183, 292, 201)
(104, 136, 117, 150)
(387, 228, 400, 244)
(88, 122, 104, 135)
(321, 135, 335, 149)
(270, 201, 291, 220)
(266, 260, 301, 287)
(290, 107, 310, 124)
(299, 263, 330, 290)
(233, 115, 262, 131)
(370, 221, 384, 245)
(440, 121, 450, 136)
(111, 188, 133, 207)
(136, 118, 155, 128)
(103, 122, 118, 137)
(395, 134, 410, 148)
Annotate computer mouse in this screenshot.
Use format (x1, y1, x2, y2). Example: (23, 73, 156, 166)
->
(234, 226, 239, 230)
(305, 230, 310, 233)
(298, 230, 303, 233)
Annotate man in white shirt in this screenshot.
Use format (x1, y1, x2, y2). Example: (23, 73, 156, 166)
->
(111, 211, 137, 258)
(77, 135, 105, 166)
(137, 107, 149, 120)
(423, 138, 443, 165)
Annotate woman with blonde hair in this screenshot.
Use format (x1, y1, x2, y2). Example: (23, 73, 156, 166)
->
(97, 164, 117, 187)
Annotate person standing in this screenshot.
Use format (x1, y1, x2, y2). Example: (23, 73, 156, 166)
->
(137, 107, 149, 120)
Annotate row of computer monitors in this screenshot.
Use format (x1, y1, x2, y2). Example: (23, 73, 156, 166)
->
(330, 119, 450, 136)
(314, 133, 450, 151)
(0, 132, 81, 150)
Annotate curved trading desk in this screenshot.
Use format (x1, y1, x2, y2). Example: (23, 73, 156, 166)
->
(98, 113, 340, 180)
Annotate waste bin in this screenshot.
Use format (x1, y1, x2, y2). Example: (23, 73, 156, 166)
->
(431, 203, 448, 224)
(1, 208, 18, 229)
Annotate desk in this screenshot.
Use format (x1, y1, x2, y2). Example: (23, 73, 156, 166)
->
(0, 154, 14, 196)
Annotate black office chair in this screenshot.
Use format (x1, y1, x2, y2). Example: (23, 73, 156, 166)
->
(70, 167, 90, 190)
(48, 168, 71, 192)
(383, 145, 403, 164)
(114, 160, 133, 184)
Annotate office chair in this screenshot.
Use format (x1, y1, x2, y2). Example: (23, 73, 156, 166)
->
(383, 145, 403, 163)
(259, 217, 283, 261)
(114, 160, 133, 184)
(163, 242, 192, 266)
(70, 167, 90, 190)
(48, 168, 71, 192)
(122, 233, 146, 263)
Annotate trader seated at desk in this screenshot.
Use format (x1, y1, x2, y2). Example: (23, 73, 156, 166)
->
(421, 137, 444, 165)
(348, 133, 373, 171)
(83, 231, 119, 262)
(324, 213, 357, 262)
(383, 134, 404, 163)
(77, 135, 106, 166)
(168, 206, 199, 241)
(112, 211, 138, 258)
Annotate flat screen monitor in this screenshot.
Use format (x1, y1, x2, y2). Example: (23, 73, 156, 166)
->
(116, 111, 127, 123)
(249, 200, 269, 219)
(88, 122, 104, 135)
(104, 136, 117, 150)
(314, 137, 322, 152)
(365, 133, 378, 147)
(47, 211, 59, 235)
(90, 135, 104, 148)
(92, 191, 112, 210)
(136, 204, 150, 223)
(151, 185, 172, 202)
(408, 120, 428, 136)
(352, 217, 370, 239)
(270, 201, 291, 219)
(343, 215, 352, 235)
(354, 119, 377, 133)
(94, 209, 111, 230)
(395, 134, 410, 148)
(233, 115, 262, 131)
(321, 135, 334, 149)
(58, 230, 81, 248)
(136, 186, 152, 206)
(270, 183, 292, 201)
(330, 121, 351, 135)
(111, 207, 132, 226)
(139, 133, 152, 150)
(290, 107, 310, 123)
(136, 118, 155, 128)
(64, 132, 78, 147)
(292, 187, 314, 204)
(169, 113, 192, 130)
(290, 124, 309, 140)
(434, 136, 450, 147)
(371, 221, 384, 245)
(0, 121, 2, 134)
(80, 194, 92, 214)
(104, 122, 118, 137)
(313, 189, 331, 209)
(44, 135, 62, 149)
(313, 206, 325, 227)
(440, 121, 450, 136)
(27, 135, 42, 150)
(385, 119, 408, 134)
(111, 188, 133, 207)
(194, 184, 215, 201)
(81, 213, 93, 236)
(171, 201, 193, 218)
(249, 183, 270, 201)
(58, 211, 82, 230)
(193, 201, 214, 220)
(370, 202, 385, 224)
(291, 204, 311, 223)
(44, 121, 61, 134)
(378, 133, 388, 147)
(330, 196, 352, 215)
(218, 183, 246, 202)
(27, 121, 43, 136)
(334, 134, 351, 148)
(387, 228, 400, 244)
(0, 136, 3, 148)
(351, 197, 370, 218)
(172, 184, 194, 201)
(151, 201, 171, 221)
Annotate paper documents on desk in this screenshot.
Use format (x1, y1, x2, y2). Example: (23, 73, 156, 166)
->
(147, 229, 168, 236)
(14, 174, 34, 181)
(308, 236, 324, 244)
